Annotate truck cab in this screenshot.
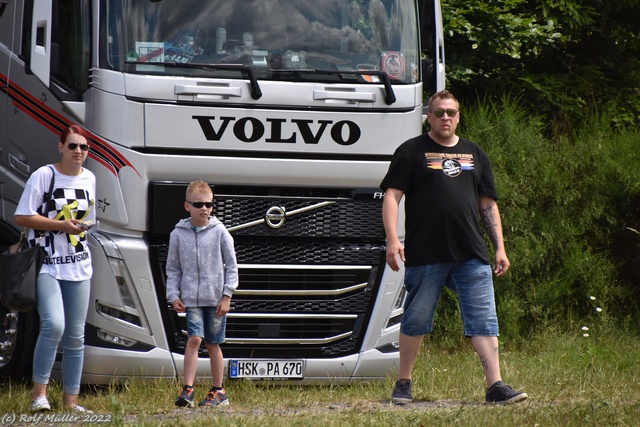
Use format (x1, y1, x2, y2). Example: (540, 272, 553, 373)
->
(1, 0, 444, 384)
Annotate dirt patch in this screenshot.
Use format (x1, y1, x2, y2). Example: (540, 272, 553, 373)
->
(123, 399, 481, 424)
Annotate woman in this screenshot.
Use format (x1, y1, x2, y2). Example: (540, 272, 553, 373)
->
(15, 125, 96, 413)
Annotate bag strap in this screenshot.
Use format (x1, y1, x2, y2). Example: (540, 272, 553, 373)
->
(30, 165, 56, 247)
(42, 165, 56, 206)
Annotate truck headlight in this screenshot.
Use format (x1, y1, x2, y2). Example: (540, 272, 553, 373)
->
(386, 285, 406, 328)
(92, 231, 149, 332)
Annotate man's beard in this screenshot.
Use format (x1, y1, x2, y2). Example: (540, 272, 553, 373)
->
(433, 127, 454, 139)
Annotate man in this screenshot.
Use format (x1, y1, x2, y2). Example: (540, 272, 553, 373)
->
(380, 90, 527, 404)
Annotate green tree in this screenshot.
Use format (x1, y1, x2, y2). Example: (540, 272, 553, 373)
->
(438, 0, 640, 133)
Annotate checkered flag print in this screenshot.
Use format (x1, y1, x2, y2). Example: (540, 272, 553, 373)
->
(32, 186, 93, 255)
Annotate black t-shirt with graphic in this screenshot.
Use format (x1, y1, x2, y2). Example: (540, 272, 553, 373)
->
(380, 133, 498, 267)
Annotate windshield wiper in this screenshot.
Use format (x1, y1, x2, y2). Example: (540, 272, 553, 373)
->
(133, 62, 262, 100)
(269, 69, 396, 105)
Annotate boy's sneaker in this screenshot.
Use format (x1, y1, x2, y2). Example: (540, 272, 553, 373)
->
(30, 396, 51, 412)
(486, 381, 528, 404)
(391, 379, 413, 404)
(198, 388, 229, 407)
(175, 385, 195, 408)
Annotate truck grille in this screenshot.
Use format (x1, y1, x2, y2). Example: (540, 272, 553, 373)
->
(149, 183, 385, 359)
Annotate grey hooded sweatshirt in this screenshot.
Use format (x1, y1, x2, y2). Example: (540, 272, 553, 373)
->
(165, 216, 238, 307)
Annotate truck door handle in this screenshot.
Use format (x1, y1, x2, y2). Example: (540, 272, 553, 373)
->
(175, 84, 242, 98)
(313, 90, 376, 103)
(9, 153, 30, 175)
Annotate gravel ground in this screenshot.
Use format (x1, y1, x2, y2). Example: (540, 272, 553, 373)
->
(7, 399, 480, 426)
(122, 399, 479, 424)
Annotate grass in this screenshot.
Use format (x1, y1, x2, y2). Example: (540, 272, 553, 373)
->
(2, 327, 639, 426)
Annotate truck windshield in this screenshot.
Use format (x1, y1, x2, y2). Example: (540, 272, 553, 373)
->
(100, 0, 420, 84)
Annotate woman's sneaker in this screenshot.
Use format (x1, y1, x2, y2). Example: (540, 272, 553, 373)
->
(198, 388, 229, 407)
(70, 405, 94, 414)
(175, 385, 195, 408)
(485, 381, 528, 404)
(30, 396, 51, 412)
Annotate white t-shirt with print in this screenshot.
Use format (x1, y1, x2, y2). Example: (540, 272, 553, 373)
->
(15, 164, 96, 281)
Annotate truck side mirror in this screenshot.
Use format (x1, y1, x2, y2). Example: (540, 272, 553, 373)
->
(422, 58, 435, 96)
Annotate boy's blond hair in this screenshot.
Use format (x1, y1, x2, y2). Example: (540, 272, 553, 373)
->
(186, 180, 213, 200)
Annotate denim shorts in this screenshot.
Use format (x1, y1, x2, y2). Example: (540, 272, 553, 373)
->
(185, 307, 227, 345)
(401, 258, 499, 337)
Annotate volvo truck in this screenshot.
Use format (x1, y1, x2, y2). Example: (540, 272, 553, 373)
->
(0, 0, 445, 384)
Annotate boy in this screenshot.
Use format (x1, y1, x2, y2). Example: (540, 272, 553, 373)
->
(165, 180, 239, 407)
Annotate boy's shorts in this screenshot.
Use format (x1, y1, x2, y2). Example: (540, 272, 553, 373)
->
(400, 258, 499, 337)
(186, 307, 226, 345)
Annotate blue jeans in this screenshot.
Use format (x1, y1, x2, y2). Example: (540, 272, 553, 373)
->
(33, 274, 91, 395)
(401, 258, 499, 337)
(186, 307, 226, 345)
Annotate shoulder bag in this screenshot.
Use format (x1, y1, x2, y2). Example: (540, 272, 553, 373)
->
(0, 166, 55, 311)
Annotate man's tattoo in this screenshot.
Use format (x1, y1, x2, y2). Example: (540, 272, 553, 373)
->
(480, 356, 489, 372)
(481, 205, 499, 248)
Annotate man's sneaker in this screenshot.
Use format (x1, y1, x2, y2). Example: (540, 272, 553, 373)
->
(30, 396, 51, 412)
(198, 388, 229, 407)
(486, 381, 528, 404)
(175, 385, 195, 408)
(391, 379, 413, 404)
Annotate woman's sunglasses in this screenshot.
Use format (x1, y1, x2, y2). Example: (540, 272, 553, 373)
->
(66, 143, 90, 151)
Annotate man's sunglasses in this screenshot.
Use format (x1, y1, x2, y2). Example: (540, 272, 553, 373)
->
(432, 108, 458, 118)
(188, 201, 214, 208)
(66, 143, 90, 151)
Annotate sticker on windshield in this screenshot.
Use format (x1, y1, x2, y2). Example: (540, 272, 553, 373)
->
(381, 51, 405, 80)
(135, 42, 165, 63)
(128, 42, 165, 71)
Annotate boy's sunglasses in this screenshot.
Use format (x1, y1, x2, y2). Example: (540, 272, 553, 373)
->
(432, 108, 458, 118)
(188, 201, 214, 208)
(66, 143, 90, 151)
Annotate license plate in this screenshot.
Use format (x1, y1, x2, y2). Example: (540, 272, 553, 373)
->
(229, 360, 304, 380)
